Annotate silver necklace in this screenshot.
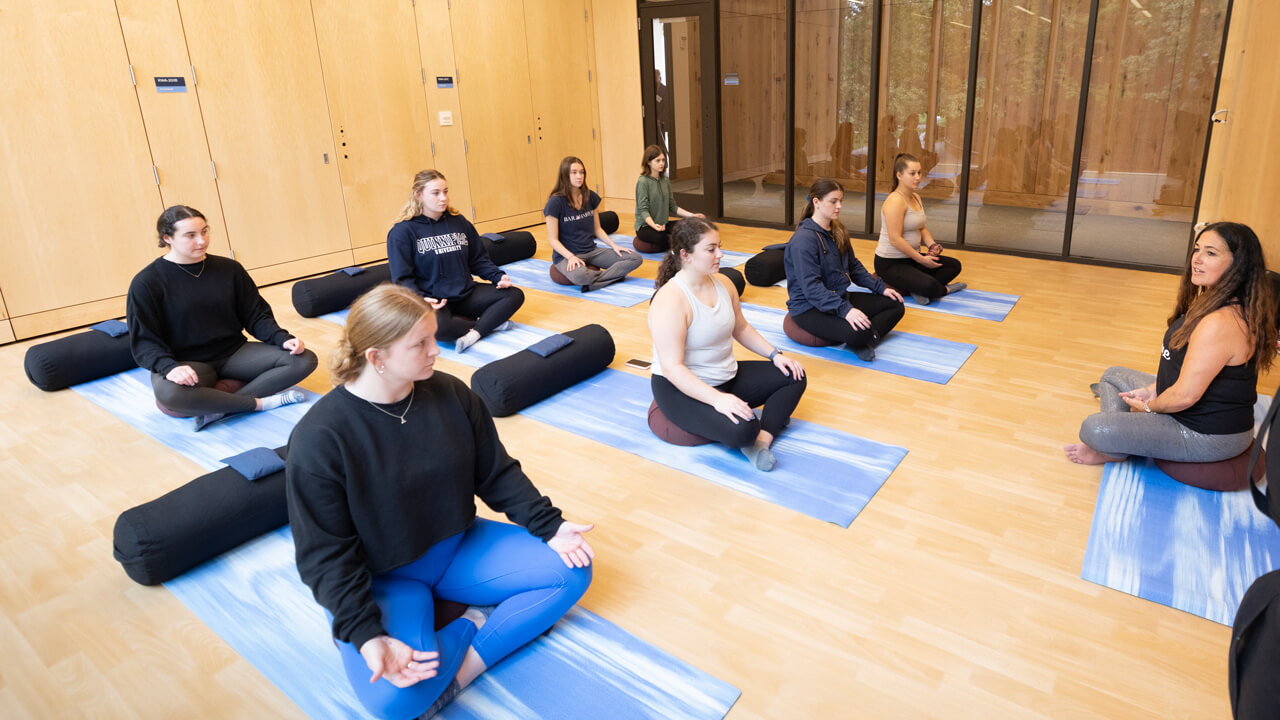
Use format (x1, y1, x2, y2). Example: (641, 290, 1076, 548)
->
(175, 259, 206, 278)
(364, 386, 414, 424)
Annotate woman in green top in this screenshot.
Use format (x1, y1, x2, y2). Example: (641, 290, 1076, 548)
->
(633, 144, 705, 252)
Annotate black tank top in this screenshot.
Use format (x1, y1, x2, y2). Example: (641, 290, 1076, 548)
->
(1156, 315, 1257, 434)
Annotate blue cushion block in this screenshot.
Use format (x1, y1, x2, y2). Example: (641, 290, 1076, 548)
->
(90, 319, 129, 337)
(220, 446, 287, 481)
(336, 266, 365, 277)
(481, 232, 505, 243)
(526, 333, 574, 358)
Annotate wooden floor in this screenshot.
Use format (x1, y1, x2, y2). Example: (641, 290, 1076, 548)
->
(2, 211, 1272, 719)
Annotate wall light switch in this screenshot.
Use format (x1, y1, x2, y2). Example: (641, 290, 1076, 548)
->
(439, 111, 453, 126)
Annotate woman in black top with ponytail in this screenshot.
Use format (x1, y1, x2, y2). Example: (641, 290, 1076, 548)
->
(126, 205, 317, 431)
(1066, 222, 1278, 465)
(784, 178, 904, 362)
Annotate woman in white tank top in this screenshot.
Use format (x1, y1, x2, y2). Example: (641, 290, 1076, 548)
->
(873, 153, 966, 305)
(648, 218, 807, 471)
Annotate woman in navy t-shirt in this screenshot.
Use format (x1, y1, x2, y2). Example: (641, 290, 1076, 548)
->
(388, 169, 524, 353)
(544, 156, 642, 292)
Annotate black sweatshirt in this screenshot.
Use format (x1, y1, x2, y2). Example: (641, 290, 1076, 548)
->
(126, 255, 294, 376)
(285, 372, 565, 649)
(387, 212, 504, 301)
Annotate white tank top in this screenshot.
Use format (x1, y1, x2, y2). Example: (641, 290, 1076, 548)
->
(652, 273, 737, 386)
(876, 196, 926, 259)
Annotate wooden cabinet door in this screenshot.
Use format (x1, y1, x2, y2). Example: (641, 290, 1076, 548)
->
(116, 0, 231, 259)
(178, 0, 349, 270)
(450, 0, 542, 222)
(0, 0, 162, 319)
(414, 0, 475, 225)
(312, 0, 435, 256)
(524, 0, 603, 194)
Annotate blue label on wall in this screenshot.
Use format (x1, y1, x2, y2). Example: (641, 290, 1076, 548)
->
(436, 76, 454, 88)
(155, 76, 187, 93)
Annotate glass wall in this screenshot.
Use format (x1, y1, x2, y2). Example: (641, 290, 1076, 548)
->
(963, 0, 1090, 255)
(873, 0, 974, 242)
(797, 0, 873, 231)
(720, 0, 787, 223)
(652, 16, 707, 198)
(1069, 0, 1228, 266)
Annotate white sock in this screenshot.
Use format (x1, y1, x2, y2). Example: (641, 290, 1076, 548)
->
(455, 329, 482, 353)
(260, 390, 305, 412)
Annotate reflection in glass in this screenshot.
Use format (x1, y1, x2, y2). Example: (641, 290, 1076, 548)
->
(873, 0, 973, 242)
(964, 0, 1089, 255)
(720, 0, 787, 223)
(652, 17, 705, 196)
(1069, 0, 1228, 266)
(796, 0, 873, 232)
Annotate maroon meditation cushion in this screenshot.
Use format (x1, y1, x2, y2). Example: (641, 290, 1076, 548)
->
(782, 313, 837, 348)
(1155, 442, 1266, 492)
(647, 400, 712, 447)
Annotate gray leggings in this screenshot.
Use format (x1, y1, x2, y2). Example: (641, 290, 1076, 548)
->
(553, 246, 643, 289)
(1078, 365, 1253, 462)
(151, 342, 318, 416)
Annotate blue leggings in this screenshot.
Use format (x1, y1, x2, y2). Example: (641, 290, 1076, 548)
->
(334, 519, 592, 720)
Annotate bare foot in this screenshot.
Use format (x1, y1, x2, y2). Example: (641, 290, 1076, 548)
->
(1063, 443, 1123, 465)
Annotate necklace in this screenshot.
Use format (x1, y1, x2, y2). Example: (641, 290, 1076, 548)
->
(174, 259, 206, 278)
(364, 386, 414, 424)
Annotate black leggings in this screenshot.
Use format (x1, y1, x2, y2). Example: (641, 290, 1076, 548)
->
(873, 254, 962, 300)
(151, 341, 318, 416)
(436, 284, 525, 340)
(634, 225, 671, 252)
(792, 293, 904, 349)
(651, 361, 807, 448)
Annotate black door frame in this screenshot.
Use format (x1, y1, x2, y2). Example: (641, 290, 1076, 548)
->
(638, 2, 721, 218)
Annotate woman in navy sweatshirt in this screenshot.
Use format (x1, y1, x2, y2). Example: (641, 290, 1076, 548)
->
(387, 170, 523, 353)
(784, 178, 905, 361)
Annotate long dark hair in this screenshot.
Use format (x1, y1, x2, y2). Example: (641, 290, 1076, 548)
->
(801, 178, 850, 256)
(549, 156, 587, 210)
(655, 217, 718, 289)
(640, 144, 665, 176)
(1169, 221, 1277, 371)
(889, 152, 919, 193)
(156, 205, 206, 248)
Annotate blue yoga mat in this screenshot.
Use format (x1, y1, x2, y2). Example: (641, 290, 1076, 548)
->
(501, 258, 654, 307)
(71, 367, 318, 471)
(607, 234, 751, 268)
(521, 368, 906, 526)
(1082, 445, 1280, 625)
(167, 526, 741, 720)
(321, 310, 555, 370)
(738, 302, 976, 384)
(847, 284, 1018, 322)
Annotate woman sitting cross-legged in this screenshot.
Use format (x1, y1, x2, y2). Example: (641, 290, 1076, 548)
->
(388, 169, 524, 353)
(287, 283, 594, 719)
(649, 218, 808, 471)
(545, 155, 642, 291)
(1065, 222, 1278, 465)
(785, 178, 905, 362)
(127, 205, 317, 431)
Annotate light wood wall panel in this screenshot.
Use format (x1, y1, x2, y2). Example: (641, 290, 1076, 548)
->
(720, 0, 787, 179)
(312, 0, 434, 255)
(115, 0, 231, 260)
(413, 0, 475, 226)
(525, 0, 603, 198)
(592, 0, 645, 201)
(449, 0, 541, 222)
(1197, 0, 1280, 261)
(0, 0, 162, 319)
(0, 319, 13, 345)
(177, 0, 350, 270)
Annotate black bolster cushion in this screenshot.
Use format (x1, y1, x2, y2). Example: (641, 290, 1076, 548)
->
(482, 231, 537, 266)
(718, 267, 746, 297)
(599, 210, 620, 235)
(745, 247, 787, 286)
(470, 324, 615, 417)
(24, 329, 137, 392)
(112, 446, 290, 586)
(291, 264, 391, 318)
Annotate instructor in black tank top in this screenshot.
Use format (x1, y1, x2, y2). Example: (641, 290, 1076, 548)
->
(1066, 222, 1278, 465)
